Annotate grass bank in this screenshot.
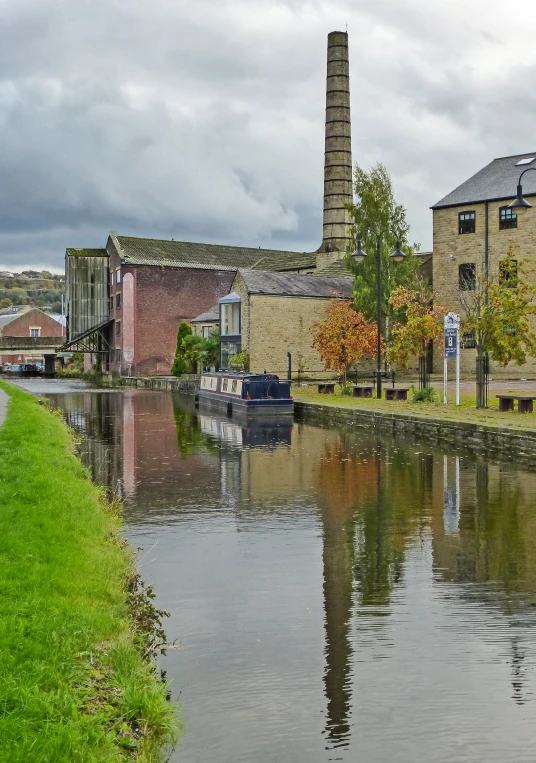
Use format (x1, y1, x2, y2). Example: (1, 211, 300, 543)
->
(0, 382, 180, 762)
(293, 384, 536, 431)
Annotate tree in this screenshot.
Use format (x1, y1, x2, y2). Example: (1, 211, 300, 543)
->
(389, 278, 446, 388)
(180, 334, 204, 374)
(346, 163, 421, 345)
(0, 298, 12, 309)
(459, 241, 536, 408)
(199, 330, 220, 370)
(311, 298, 380, 386)
(171, 321, 192, 376)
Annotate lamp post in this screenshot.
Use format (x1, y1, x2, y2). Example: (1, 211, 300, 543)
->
(352, 231, 406, 399)
(508, 167, 536, 212)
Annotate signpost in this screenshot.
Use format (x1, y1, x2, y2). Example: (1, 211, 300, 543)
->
(443, 312, 460, 406)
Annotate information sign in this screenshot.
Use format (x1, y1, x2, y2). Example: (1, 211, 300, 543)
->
(444, 327, 458, 358)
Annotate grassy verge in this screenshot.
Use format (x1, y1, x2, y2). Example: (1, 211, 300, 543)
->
(293, 384, 536, 431)
(0, 381, 180, 762)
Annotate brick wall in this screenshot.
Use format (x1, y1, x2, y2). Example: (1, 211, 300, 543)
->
(109, 265, 235, 376)
(433, 201, 536, 376)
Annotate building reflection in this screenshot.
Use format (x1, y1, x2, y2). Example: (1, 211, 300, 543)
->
(52, 390, 536, 732)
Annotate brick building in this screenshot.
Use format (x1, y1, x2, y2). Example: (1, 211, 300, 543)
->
(65, 234, 325, 375)
(432, 152, 536, 376)
(0, 306, 64, 366)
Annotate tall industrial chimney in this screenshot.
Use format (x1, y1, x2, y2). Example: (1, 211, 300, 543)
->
(318, 31, 353, 256)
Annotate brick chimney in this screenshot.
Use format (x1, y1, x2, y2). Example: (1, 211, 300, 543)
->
(317, 31, 353, 260)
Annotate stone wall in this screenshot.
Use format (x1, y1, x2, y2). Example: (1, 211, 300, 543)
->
(432, 201, 536, 376)
(295, 400, 536, 467)
(246, 293, 331, 374)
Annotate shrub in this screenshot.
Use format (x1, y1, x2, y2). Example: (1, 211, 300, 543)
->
(228, 350, 249, 372)
(411, 385, 437, 403)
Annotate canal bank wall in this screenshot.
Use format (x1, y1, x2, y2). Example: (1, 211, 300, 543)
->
(294, 400, 536, 465)
(121, 375, 199, 393)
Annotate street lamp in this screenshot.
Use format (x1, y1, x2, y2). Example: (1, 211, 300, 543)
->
(352, 230, 407, 399)
(508, 167, 536, 213)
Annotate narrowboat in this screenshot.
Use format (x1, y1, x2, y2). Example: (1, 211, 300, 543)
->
(196, 371, 293, 416)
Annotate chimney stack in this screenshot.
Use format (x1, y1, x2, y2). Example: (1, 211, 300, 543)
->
(318, 31, 353, 255)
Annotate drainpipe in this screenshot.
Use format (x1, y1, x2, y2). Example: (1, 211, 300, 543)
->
(484, 201, 489, 284)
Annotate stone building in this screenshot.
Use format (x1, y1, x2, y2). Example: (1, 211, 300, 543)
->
(432, 151, 536, 375)
(219, 269, 353, 373)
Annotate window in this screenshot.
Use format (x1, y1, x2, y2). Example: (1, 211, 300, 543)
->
(459, 211, 475, 234)
(111, 271, 114, 286)
(116, 292, 121, 309)
(221, 302, 240, 336)
(462, 332, 476, 349)
(231, 380, 238, 393)
(459, 263, 476, 291)
(116, 349, 121, 362)
(499, 207, 517, 230)
(110, 296, 114, 313)
(202, 325, 211, 338)
(116, 269, 121, 284)
(116, 320, 121, 336)
(30, 327, 40, 337)
(499, 259, 518, 286)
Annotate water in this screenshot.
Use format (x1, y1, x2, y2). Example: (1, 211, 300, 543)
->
(32, 383, 536, 762)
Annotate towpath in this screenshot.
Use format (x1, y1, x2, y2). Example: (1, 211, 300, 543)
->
(0, 388, 7, 428)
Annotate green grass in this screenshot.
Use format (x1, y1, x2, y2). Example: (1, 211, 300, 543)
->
(0, 382, 180, 762)
(293, 384, 536, 431)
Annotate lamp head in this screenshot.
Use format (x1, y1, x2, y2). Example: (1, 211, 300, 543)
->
(351, 240, 368, 262)
(509, 184, 532, 214)
(390, 239, 406, 263)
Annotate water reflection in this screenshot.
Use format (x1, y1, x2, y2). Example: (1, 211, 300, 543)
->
(45, 389, 536, 763)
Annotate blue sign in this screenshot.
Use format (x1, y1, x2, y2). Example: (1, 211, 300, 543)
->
(444, 327, 458, 358)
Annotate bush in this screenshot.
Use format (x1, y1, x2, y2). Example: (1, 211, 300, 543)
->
(172, 321, 193, 376)
(228, 350, 249, 372)
(411, 385, 437, 403)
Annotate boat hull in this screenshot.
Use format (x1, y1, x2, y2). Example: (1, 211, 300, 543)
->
(198, 389, 293, 416)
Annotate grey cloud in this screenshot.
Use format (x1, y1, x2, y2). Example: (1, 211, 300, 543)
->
(1, 0, 535, 270)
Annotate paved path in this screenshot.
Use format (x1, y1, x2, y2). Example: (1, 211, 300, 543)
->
(0, 388, 7, 428)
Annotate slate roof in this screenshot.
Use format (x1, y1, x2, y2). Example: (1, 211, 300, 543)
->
(432, 152, 536, 209)
(253, 250, 316, 272)
(0, 314, 20, 329)
(66, 248, 108, 257)
(237, 269, 353, 298)
(314, 258, 352, 277)
(111, 234, 308, 271)
(191, 305, 220, 323)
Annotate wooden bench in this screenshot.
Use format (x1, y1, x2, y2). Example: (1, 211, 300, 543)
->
(385, 387, 409, 401)
(352, 385, 373, 398)
(496, 394, 536, 413)
(317, 382, 335, 395)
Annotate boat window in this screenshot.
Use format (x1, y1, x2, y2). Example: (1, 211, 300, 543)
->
(222, 378, 228, 392)
(231, 380, 237, 393)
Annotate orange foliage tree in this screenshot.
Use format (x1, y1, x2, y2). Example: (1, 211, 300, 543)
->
(311, 298, 379, 385)
(388, 278, 446, 387)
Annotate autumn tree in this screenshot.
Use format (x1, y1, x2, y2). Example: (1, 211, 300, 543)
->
(389, 278, 446, 388)
(459, 241, 536, 408)
(346, 163, 421, 342)
(311, 298, 380, 386)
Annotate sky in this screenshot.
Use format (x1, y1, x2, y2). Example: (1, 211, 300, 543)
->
(1, 0, 536, 273)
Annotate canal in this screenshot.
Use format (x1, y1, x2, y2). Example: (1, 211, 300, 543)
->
(29, 382, 536, 761)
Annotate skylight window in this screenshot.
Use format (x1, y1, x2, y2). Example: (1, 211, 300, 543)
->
(515, 157, 535, 166)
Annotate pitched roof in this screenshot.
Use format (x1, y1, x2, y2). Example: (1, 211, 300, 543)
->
(66, 248, 108, 257)
(253, 250, 316, 271)
(191, 305, 220, 323)
(110, 234, 307, 271)
(432, 152, 536, 209)
(237, 269, 353, 298)
(314, 258, 352, 277)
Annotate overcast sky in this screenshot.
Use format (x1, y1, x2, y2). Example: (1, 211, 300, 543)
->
(1, 0, 535, 272)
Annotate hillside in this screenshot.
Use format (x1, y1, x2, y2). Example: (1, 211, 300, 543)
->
(0, 270, 65, 313)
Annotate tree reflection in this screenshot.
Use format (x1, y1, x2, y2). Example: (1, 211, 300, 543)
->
(172, 399, 219, 457)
